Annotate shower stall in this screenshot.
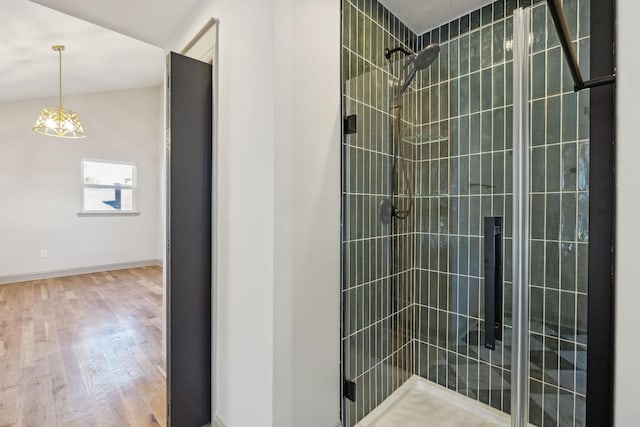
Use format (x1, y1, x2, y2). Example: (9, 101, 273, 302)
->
(340, 0, 592, 426)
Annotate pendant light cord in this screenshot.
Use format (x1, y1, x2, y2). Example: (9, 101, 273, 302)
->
(58, 48, 62, 112)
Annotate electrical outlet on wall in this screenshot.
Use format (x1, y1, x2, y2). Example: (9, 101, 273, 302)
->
(40, 249, 48, 258)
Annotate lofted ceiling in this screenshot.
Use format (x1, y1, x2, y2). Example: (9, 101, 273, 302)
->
(29, 0, 204, 47)
(10, 0, 499, 104)
(378, 0, 494, 35)
(32, 0, 494, 46)
(0, 0, 164, 103)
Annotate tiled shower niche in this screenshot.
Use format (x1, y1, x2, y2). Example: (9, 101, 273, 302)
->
(341, 0, 590, 426)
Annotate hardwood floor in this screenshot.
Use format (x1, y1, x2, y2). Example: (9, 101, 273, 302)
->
(0, 266, 166, 427)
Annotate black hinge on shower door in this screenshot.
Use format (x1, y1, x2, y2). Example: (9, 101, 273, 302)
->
(484, 217, 503, 350)
(344, 114, 357, 134)
(344, 379, 356, 402)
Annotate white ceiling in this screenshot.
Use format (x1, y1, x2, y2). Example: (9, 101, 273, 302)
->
(379, 0, 494, 36)
(0, 0, 164, 103)
(30, 0, 204, 47)
(7, 0, 499, 104)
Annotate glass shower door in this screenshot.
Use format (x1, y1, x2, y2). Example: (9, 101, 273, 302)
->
(338, 0, 593, 425)
(526, 1, 590, 426)
(340, 0, 519, 423)
(341, 52, 415, 426)
(413, 8, 516, 417)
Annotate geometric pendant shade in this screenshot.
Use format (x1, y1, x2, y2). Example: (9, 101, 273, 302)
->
(33, 45, 86, 139)
(33, 107, 86, 138)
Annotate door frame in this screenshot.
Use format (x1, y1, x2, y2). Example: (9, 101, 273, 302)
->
(163, 18, 220, 426)
(179, 19, 219, 423)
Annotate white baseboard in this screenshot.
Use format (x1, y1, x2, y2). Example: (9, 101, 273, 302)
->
(213, 414, 227, 427)
(0, 259, 162, 285)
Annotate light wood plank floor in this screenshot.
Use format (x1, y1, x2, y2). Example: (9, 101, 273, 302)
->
(0, 266, 166, 427)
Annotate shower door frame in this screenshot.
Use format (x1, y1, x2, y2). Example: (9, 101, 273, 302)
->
(585, 0, 615, 424)
(511, 8, 531, 427)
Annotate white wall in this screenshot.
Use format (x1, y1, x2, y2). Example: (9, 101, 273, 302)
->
(615, 0, 640, 424)
(272, 0, 341, 426)
(0, 86, 163, 279)
(168, 2, 276, 426)
(166, 0, 341, 426)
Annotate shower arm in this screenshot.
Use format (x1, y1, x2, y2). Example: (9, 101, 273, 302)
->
(384, 46, 412, 61)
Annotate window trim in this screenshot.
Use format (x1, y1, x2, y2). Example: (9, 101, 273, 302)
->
(79, 158, 139, 215)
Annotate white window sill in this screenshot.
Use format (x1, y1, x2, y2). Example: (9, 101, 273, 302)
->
(77, 211, 141, 217)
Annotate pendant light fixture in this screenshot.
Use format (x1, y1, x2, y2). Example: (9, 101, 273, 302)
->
(33, 45, 86, 138)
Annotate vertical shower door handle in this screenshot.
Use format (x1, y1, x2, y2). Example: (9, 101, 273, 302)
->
(484, 217, 503, 350)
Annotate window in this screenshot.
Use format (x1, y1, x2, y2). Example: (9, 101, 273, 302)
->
(81, 160, 137, 213)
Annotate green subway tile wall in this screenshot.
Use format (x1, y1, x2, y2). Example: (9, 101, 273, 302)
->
(341, 1, 418, 425)
(341, 0, 589, 426)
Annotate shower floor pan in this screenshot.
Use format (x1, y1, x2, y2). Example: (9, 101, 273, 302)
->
(355, 375, 511, 427)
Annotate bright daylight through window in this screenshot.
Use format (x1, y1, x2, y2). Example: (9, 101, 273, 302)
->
(81, 160, 136, 212)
